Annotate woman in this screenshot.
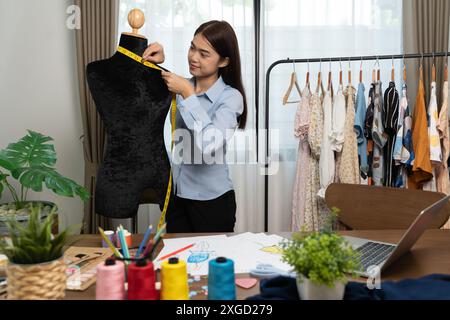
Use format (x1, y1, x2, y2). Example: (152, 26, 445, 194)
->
(142, 20, 247, 233)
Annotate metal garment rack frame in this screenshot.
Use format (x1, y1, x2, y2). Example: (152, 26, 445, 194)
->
(263, 51, 450, 232)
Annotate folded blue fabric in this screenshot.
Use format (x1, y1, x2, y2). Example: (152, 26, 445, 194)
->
(246, 274, 450, 300)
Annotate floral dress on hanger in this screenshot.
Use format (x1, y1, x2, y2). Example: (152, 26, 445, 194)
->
(392, 83, 414, 188)
(291, 85, 311, 231)
(304, 82, 329, 231)
(339, 84, 359, 184)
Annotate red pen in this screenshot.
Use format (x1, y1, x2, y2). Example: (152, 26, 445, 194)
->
(157, 243, 194, 261)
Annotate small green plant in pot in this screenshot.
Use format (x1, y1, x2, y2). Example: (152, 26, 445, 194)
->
(0, 130, 89, 234)
(281, 208, 360, 300)
(0, 204, 78, 299)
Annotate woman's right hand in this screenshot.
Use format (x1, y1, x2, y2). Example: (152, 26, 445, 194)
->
(142, 42, 165, 64)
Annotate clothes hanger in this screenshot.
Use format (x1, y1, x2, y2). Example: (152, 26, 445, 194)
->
(359, 57, 363, 84)
(432, 52, 436, 82)
(316, 59, 322, 91)
(372, 58, 376, 83)
(339, 58, 343, 86)
(282, 58, 302, 105)
(327, 58, 332, 91)
(419, 53, 424, 82)
(403, 54, 407, 83)
(306, 59, 310, 89)
(348, 58, 352, 85)
(121, 9, 147, 39)
(377, 56, 381, 81)
(391, 55, 395, 82)
(445, 51, 448, 82)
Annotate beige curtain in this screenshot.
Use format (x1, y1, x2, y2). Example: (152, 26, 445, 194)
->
(75, 0, 119, 234)
(403, 0, 450, 107)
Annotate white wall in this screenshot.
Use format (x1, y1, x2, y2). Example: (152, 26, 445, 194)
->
(0, 0, 84, 231)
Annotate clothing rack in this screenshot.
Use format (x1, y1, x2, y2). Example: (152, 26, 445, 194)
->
(263, 51, 450, 232)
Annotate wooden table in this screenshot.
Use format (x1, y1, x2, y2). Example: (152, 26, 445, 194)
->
(65, 229, 450, 300)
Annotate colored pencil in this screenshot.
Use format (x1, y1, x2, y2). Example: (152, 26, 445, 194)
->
(118, 225, 130, 259)
(98, 227, 123, 258)
(157, 243, 194, 261)
(135, 225, 153, 259)
(142, 223, 166, 258)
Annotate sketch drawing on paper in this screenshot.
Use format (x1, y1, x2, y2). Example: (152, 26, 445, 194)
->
(187, 241, 216, 271)
(260, 245, 283, 254)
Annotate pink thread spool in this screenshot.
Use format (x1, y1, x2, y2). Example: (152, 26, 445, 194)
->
(96, 258, 126, 300)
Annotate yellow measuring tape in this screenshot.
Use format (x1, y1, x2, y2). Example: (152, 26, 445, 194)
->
(117, 46, 175, 232)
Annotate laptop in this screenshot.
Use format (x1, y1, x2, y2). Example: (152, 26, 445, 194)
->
(343, 194, 450, 278)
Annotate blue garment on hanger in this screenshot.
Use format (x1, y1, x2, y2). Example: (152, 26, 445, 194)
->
(354, 82, 368, 176)
(246, 274, 450, 300)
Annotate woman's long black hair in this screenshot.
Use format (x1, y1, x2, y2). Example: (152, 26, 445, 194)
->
(195, 20, 247, 129)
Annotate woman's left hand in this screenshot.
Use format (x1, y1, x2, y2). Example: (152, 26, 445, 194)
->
(161, 71, 195, 99)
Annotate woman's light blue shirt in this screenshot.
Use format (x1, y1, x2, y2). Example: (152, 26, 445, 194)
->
(170, 76, 244, 200)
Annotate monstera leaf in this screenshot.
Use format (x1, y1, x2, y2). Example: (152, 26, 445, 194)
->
(3, 130, 56, 168)
(11, 166, 90, 201)
(0, 130, 90, 204)
(0, 150, 16, 171)
(0, 173, 6, 198)
(0, 151, 15, 199)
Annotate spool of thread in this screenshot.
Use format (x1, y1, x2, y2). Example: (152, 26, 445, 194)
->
(160, 257, 189, 300)
(127, 259, 158, 300)
(208, 257, 236, 300)
(116, 230, 132, 249)
(96, 258, 126, 300)
(101, 230, 115, 248)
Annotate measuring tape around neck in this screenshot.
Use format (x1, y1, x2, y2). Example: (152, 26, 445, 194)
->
(117, 46, 175, 232)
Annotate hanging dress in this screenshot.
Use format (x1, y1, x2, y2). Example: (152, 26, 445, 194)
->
(291, 86, 311, 231)
(409, 68, 433, 189)
(304, 83, 328, 231)
(383, 81, 400, 187)
(354, 82, 368, 182)
(423, 81, 442, 191)
(339, 84, 359, 184)
(372, 81, 386, 186)
(330, 84, 346, 183)
(436, 80, 450, 195)
(364, 82, 376, 185)
(437, 80, 450, 229)
(392, 83, 414, 188)
(318, 84, 335, 198)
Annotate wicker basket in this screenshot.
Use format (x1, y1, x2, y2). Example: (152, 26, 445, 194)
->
(6, 257, 67, 300)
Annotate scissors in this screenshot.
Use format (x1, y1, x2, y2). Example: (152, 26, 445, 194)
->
(249, 263, 296, 279)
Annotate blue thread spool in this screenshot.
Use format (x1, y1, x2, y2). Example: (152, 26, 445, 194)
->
(208, 257, 236, 300)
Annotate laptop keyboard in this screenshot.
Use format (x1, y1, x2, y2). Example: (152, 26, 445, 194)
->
(355, 241, 396, 272)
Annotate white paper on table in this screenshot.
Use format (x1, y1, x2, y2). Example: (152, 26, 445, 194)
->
(153, 233, 291, 276)
(225, 233, 291, 273)
(153, 235, 228, 276)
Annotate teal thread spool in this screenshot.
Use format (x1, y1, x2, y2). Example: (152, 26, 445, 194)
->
(208, 257, 236, 300)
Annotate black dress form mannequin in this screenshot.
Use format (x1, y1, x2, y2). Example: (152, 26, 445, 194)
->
(86, 34, 172, 219)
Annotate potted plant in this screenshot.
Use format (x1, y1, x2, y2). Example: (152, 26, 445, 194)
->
(0, 130, 89, 234)
(281, 208, 360, 300)
(0, 204, 77, 299)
